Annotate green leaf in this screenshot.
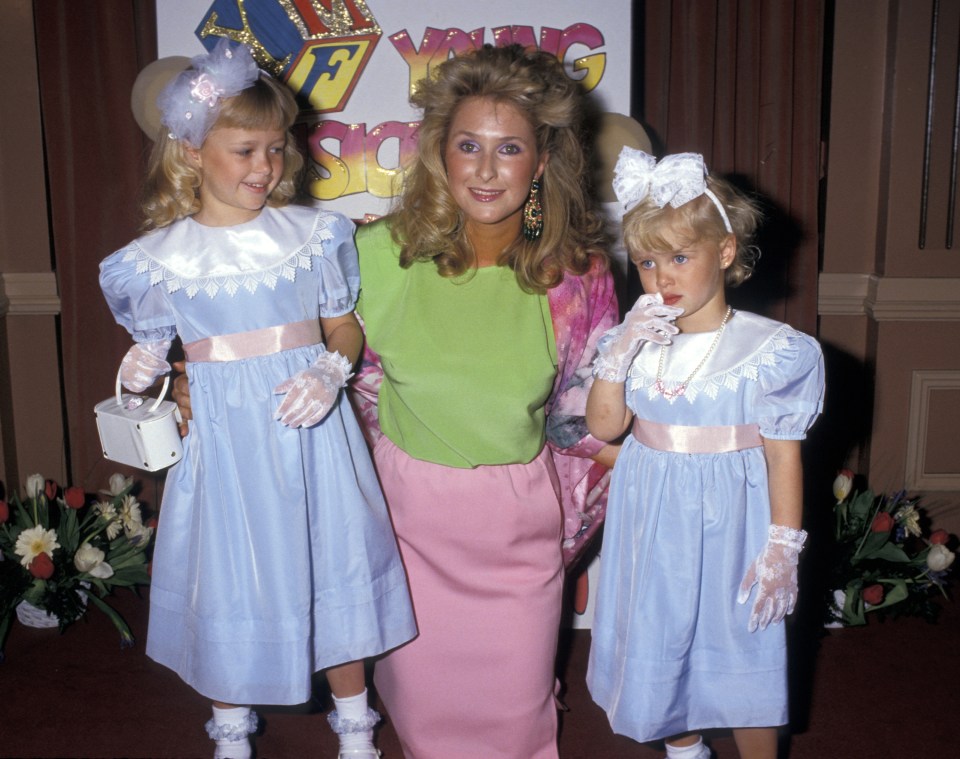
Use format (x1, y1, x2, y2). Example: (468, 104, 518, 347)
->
(868, 542, 912, 563)
(842, 580, 867, 626)
(84, 592, 135, 647)
(848, 490, 877, 521)
(865, 579, 911, 611)
(58, 508, 80, 555)
(854, 530, 891, 560)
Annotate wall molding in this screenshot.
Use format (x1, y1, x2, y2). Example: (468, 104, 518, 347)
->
(0, 272, 60, 316)
(818, 274, 960, 320)
(905, 370, 960, 490)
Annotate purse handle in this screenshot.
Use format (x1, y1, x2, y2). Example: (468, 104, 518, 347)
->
(114, 371, 171, 414)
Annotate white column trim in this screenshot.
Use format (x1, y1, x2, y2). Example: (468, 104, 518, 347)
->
(819, 273, 960, 320)
(0, 272, 60, 316)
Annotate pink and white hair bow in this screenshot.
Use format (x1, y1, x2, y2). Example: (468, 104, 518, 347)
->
(612, 147, 733, 233)
(157, 38, 261, 147)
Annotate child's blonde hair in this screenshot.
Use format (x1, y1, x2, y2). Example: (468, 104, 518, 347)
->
(141, 75, 303, 231)
(622, 174, 762, 286)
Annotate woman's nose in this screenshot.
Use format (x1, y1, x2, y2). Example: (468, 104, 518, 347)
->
(476, 153, 496, 181)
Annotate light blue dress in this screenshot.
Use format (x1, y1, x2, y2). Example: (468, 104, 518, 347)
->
(586, 311, 824, 742)
(100, 205, 416, 706)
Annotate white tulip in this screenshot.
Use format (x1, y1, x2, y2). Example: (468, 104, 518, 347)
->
(73, 542, 115, 579)
(25, 473, 44, 499)
(926, 544, 956, 572)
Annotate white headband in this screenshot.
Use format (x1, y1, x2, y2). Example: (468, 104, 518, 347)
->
(612, 147, 733, 234)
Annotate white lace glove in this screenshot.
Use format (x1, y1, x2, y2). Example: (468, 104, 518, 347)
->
(737, 524, 808, 632)
(592, 294, 683, 382)
(273, 348, 353, 428)
(119, 340, 172, 392)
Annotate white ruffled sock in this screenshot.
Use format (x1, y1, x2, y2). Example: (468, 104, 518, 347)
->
(328, 689, 381, 756)
(665, 736, 710, 759)
(205, 705, 257, 759)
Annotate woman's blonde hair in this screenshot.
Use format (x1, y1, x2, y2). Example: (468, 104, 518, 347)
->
(622, 174, 762, 286)
(390, 44, 605, 292)
(140, 74, 303, 231)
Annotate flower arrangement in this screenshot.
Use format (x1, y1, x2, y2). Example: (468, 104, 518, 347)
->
(827, 469, 955, 626)
(0, 473, 154, 658)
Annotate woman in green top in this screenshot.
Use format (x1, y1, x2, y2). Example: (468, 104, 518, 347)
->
(349, 44, 622, 759)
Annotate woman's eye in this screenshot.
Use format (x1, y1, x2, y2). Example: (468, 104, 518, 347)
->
(458, 141, 479, 153)
(500, 143, 521, 155)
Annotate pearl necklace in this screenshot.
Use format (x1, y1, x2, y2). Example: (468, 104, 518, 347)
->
(653, 306, 733, 399)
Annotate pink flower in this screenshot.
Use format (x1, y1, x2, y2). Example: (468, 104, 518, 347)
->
(929, 529, 950, 545)
(29, 552, 54, 579)
(190, 73, 222, 107)
(862, 584, 884, 605)
(0, 499, 8, 524)
(871, 512, 894, 533)
(64, 486, 86, 510)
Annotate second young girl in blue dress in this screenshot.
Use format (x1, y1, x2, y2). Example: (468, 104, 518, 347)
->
(586, 148, 824, 759)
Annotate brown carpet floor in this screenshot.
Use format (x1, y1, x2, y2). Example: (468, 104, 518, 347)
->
(1, 587, 956, 758)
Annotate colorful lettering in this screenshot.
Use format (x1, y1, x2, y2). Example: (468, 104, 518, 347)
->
(307, 120, 419, 200)
(389, 24, 606, 96)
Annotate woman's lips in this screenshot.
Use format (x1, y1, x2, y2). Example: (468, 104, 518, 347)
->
(469, 188, 503, 202)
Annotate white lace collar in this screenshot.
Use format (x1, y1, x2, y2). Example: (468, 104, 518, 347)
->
(627, 311, 792, 403)
(122, 205, 334, 298)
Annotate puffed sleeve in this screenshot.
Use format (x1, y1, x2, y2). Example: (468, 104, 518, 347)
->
(315, 211, 360, 318)
(99, 242, 178, 343)
(756, 328, 825, 440)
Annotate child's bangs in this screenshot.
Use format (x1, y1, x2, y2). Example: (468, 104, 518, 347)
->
(218, 79, 297, 132)
(626, 204, 698, 254)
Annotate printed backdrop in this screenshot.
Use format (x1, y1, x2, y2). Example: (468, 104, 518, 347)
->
(157, 0, 633, 219)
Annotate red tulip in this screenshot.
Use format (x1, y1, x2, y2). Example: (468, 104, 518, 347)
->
(44, 479, 58, 500)
(871, 512, 894, 533)
(64, 486, 86, 510)
(862, 584, 884, 606)
(929, 529, 950, 545)
(0, 499, 9, 524)
(29, 552, 55, 579)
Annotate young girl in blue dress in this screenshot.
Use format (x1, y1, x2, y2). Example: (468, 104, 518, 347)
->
(585, 148, 824, 759)
(99, 41, 415, 759)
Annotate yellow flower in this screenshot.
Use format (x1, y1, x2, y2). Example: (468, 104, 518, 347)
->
(14, 525, 59, 568)
(92, 501, 122, 540)
(895, 505, 922, 537)
(118, 495, 143, 532)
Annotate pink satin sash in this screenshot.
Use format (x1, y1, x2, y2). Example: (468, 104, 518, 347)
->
(183, 319, 322, 362)
(632, 418, 763, 454)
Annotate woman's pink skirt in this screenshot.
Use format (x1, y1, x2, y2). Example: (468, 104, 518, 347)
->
(373, 437, 564, 759)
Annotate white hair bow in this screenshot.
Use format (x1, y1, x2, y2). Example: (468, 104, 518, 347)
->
(612, 147, 732, 233)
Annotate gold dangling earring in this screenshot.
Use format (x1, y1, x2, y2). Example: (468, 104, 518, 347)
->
(522, 178, 543, 241)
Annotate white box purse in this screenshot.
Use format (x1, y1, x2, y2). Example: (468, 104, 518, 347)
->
(94, 372, 183, 472)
